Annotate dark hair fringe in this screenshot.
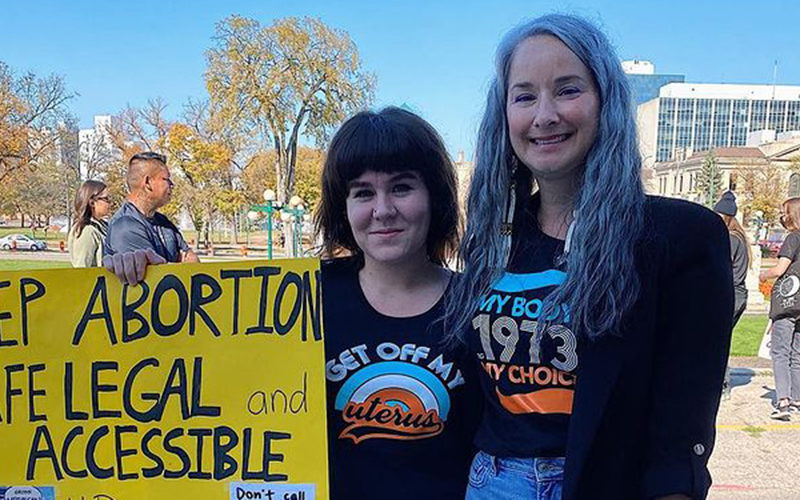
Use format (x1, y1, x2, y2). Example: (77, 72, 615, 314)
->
(314, 106, 461, 264)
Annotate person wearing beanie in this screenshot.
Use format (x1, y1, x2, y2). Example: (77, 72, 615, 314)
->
(714, 190, 738, 217)
(714, 190, 750, 399)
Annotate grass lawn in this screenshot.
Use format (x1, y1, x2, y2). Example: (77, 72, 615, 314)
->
(731, 314, 768, 357)
(0, 260, 71, 271)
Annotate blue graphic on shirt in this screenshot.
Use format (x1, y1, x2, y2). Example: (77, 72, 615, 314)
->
(493, 270, 567, 293)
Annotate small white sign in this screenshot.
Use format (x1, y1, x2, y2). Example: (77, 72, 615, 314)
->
(758, 320, 772, 360)
(230, 483, 315, 500)
(2, 487, 44, 500)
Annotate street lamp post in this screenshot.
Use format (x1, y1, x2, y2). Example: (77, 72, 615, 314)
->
(246, 210, 259, 247)
(248, 189, 281, 259)
(281, 195, 307, 258)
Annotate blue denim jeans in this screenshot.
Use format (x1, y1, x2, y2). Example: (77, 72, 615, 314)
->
(465, 451, 564, 500)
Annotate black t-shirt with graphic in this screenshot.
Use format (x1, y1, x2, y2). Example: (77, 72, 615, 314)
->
(467, 201, 579, 458)
(322, 258, 480, 500)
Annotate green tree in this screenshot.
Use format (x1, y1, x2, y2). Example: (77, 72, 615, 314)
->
(205, 15, 375, 243)
(0, 156, 67, 230)
(241, 147, 323, 210)
(695, 150, 723, 207)
(736, 162, 787, 227)
(165, 122, 239, 248)
(102, 101, 173, 210)
(183, 98, 250, 245)
(0, 61, 74, 181)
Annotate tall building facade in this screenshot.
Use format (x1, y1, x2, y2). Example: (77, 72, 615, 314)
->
(622, 60, 685, 106)
(638, 83, 800, 163)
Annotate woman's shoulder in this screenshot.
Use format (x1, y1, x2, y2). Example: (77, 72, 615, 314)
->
(645, 195, 720, 225)
(71, 222, 100, 241)
(643, 195, 730, 262)
(86, 222, 107, 241)
(730, 231, 748, 249)
(644, 195, 726, 239)
(783, 231, 800, 245)
(321, 256, 360, 284)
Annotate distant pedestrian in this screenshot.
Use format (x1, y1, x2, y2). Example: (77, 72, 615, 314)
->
(715, 191, 751, 397)
(760, 197, 800, 420)
(68, 180, 110, 267)
(104, 151, 199, 271)
(715, 191, 750, 324)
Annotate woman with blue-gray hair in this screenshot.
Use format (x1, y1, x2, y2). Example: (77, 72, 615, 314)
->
(448, 13, 733, 499)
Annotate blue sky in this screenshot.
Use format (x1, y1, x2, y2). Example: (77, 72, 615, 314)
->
(2, 0, 799, 157)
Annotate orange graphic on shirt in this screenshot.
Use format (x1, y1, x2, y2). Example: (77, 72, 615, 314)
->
(339, 387, 444, 443)
(495, 387, 574, 415)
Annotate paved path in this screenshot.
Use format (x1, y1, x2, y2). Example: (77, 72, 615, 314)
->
(710, 367, 800, 499)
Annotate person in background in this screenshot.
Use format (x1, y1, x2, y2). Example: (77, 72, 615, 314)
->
(714, 191, 751, 398)
(103, 151, 198, 280)
(760, 197, 800, 420)
(68, 180, 111, 267)
(715, 191, 750, 325)
(447, 14, 732, 499)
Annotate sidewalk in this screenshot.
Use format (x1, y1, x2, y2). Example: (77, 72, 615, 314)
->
(709, 364, 800, 499)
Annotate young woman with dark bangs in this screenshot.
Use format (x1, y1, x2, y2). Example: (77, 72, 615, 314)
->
(315, 107, 480, 500)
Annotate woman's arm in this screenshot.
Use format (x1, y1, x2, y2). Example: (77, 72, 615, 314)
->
(759, 257, 791, 281)
(643, 207, 733, 499)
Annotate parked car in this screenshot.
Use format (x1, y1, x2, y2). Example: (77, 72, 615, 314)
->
(758, 229, 786, 258)
(0, 234, 47, 251)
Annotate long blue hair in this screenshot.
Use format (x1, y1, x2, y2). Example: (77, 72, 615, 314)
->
(446, 14, 645, 343)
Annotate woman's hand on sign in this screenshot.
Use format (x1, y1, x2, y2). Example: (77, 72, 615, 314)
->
(103, 249, 167, 285)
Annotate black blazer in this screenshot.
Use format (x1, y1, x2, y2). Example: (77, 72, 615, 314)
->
(562, 197, 733, 499)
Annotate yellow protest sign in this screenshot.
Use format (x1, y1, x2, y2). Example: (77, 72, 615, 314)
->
(0, 259, 328, 500)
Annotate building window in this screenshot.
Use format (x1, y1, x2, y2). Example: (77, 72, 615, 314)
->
(731, 100, 749, 146)
(788, 101, 800, 131)
(751, 100, 768, 132)
(789, 173, 800, 198)
(713, 99, 731, 147)
(770, 101, 788, 132)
